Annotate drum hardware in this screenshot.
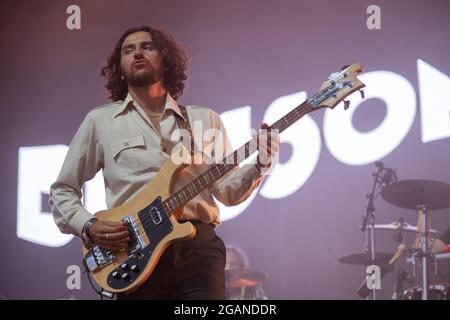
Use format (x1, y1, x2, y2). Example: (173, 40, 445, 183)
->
(225, 269, 268, 300)
(225, 269, 267, 289)
(355, 262, 394, 298)
(374, 219, 438, 235)
(402, 284, 449, 300)
(393, 217, 405, 243)
(381, 179, 450, 300)
(407, 251, 450, 281)
(224, 245, 268, 300)
(392, 269, 414, 300)
(338, 252, 393, 266)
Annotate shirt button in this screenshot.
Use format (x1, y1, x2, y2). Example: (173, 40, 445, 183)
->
(124, 142, 129, 147)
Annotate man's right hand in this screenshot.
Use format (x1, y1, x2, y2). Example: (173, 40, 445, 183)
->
(88, 220, 130, 251)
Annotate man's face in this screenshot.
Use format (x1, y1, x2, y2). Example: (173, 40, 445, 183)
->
(120, 31, 163, 88)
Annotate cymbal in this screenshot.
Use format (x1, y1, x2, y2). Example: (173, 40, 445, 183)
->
(374, 221, 438, 233)
(225, 269, 267, 288)
(338, 252, 393, 266)
(381, 179, 450, 210)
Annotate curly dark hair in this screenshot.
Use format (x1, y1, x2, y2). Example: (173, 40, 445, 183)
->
(101, 25, 189, 101)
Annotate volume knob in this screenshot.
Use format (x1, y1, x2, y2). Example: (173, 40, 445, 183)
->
(121, 273, 131, 281)
(131, 264, 140, 272)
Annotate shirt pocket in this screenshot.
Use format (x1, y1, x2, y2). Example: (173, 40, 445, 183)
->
(110, 135, 151, 176)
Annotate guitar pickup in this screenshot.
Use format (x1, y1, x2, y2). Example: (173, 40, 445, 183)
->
(150, 207, 163, 225)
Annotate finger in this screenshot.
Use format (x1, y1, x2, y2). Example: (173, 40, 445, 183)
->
(270, 142, 280, 153)
(103, 220, 129, 229)
(106, 231, 130, 241)
(99, 224, 127, 234)
(103, 220, 128, 226)
(101, 232, 129, 243)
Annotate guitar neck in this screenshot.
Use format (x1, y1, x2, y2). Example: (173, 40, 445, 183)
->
(162, 99, 317, 216)
(161, 62, 366, 215)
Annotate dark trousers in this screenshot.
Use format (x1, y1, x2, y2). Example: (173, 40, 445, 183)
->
(117, 221, 226, 300)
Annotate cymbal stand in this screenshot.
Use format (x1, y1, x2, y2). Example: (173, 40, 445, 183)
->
(417, 205, 431, 300)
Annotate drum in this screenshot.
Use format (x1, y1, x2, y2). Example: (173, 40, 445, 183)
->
(403, 284, 449, 300)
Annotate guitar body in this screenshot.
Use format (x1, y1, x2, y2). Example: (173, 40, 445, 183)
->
(82, 159, 197, 294)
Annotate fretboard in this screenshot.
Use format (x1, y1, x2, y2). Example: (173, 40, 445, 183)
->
(161, 98, 318, 216)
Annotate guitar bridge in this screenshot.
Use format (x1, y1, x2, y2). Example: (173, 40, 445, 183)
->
(122, 216, 145, 253)
(84, 247, 116, 272)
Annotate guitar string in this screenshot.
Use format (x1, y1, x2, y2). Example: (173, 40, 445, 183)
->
(121, 101, 314, 239)
(122, 101, 314, 239)
(121, 85, 348, 238)
(111, 80, 346, 239)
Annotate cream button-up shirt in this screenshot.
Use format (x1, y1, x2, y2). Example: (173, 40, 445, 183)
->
(50, 93, 263, 238)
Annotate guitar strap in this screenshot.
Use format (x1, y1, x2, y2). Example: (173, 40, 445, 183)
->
(173, 105, 196, 265)
(175, 105, 195, 157)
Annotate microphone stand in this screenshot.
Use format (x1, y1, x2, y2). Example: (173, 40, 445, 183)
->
(360, 162, 384, 300)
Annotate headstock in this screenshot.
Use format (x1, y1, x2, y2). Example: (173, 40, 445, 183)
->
(307, 63, 365, 110)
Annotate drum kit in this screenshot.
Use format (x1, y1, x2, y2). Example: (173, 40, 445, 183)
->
(225, 268, 268, 300)
(224, 244, 268, 300)
(223, 163, 450, 300)
(338, 161, 450, 300)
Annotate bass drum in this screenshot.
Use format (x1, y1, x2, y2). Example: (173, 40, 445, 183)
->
(403, 284, 449, 300)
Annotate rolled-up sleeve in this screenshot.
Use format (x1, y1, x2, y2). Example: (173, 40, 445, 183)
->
(209, 112, 264, 206)
(49, 112, 104, 237)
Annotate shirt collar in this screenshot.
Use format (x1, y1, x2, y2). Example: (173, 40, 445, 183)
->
(113, 92, 184, 119)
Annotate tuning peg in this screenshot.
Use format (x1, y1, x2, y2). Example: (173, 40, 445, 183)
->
(343, 100, 350, 110)
(359, 90, 365, 99)
(340, 65, 350, 71)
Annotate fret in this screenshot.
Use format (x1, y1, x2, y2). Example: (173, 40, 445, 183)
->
(163, 201, 171, 213)
(187, 185, 194, 197)
(195, 177, 203, 190)
(184, 187, 191, 198)
(163, 100, 314, 217)
(172, 198, 178, 209)
(207, 170, 214, 182)
(236, 148, 243, 163)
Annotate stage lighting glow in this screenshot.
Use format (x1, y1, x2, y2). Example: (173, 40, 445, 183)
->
(418, 59, 450, 143)
(16, 63, 450, 245)
(17, 146, 74, 247)
(260, 92, 321, 199)
(323, 71, 417, 166)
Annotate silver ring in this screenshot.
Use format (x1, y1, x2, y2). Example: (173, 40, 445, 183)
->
(106, 233, 109, 240)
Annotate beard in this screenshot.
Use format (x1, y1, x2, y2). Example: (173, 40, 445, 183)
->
(123, 63, 163, 87)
